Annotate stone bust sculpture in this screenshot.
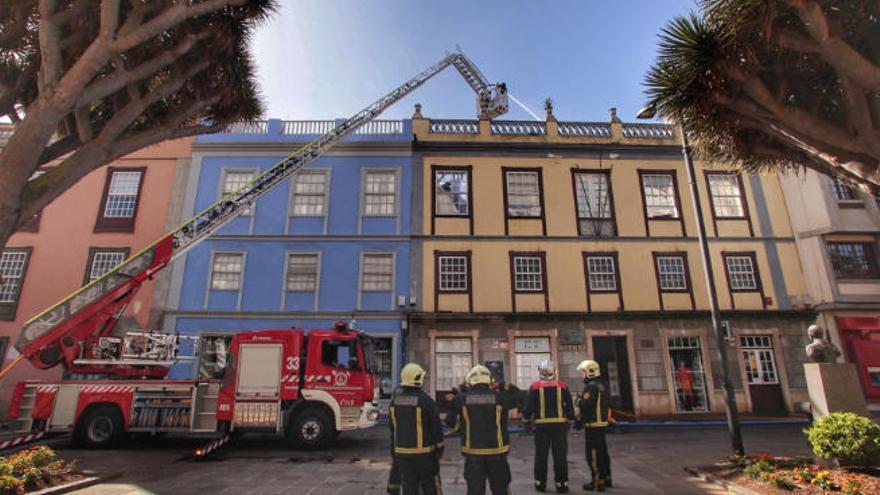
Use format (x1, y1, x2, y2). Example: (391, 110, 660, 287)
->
(805, 324, 841, 363)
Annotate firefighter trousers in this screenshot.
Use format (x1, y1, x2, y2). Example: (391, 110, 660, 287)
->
(584, 427, 611, 486)
(534, 423, 568, 486)
(463, 454, 511, 495)
(386, 456, 400, 494)
(397, 453, 442, 495)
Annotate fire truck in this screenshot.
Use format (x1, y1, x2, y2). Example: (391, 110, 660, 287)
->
(1, 52, 508, 451)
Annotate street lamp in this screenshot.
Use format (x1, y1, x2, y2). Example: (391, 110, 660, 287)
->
(637, 105, 745, 454)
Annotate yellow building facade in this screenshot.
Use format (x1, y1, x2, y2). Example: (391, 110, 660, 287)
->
(407, 108, 813, 418)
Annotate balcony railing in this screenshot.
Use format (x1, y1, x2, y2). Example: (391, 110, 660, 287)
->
(225, 121, 268, 134)
(430, 119, 479, 134)
(557, 122, 612, 137)
(352, 120, 403, 135)
(622, 123, 675, 139)
(281, 120, 334, 135)
(491, 120, 546, 136)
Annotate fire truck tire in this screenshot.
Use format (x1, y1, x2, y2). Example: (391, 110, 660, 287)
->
(74, 405, 125, 448)
(287, 408, 334, 449)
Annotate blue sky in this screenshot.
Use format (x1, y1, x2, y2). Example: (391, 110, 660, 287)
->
(251, 1, 698, 123)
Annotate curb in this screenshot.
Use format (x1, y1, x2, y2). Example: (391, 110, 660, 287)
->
(684, 467, 762, 495)
(28, 473, 119, 495)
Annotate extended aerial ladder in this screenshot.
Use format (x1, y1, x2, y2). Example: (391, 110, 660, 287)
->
(1, 52, 508, 380)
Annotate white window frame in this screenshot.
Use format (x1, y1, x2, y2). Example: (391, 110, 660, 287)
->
(209, 252, 245, 291)
(665, 334, 711, 413)
(740, 336, 780, 385)
(434, 337, 474, 392)
(0, 249, 30, 305)
(285, 253, 320, 292)
(707, 173, 745, 218)
(512, 255, 544, 292)
(434, 169, 470, 216)
(514, 337, 551, 388)
(725, 255, 758, 291)
(289, 170, 330, 217)
(87, 249, 128, 283)
(586, 255, 617, 292)
(642, 173, 680, 218)
(656, 255, 687, 291)
(362, 169, 398, 217)
(574, 171, 614, 236)
(103, 170, 143, 218)
(505, 170, 542, 218)
(360, 253, 394, 292)
(220, 169, 258, 216)
(438, 255, 468, 292)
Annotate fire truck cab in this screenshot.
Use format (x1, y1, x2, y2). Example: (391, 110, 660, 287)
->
(7, 324, 380, 449)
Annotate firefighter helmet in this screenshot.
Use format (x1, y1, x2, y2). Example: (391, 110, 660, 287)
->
(538, 359, 556, 380)
(400, 363, 427, 387)
(577, 359, 601, 379)
(466, 364, 492, 386)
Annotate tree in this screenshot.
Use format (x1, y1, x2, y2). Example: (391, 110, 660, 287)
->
(0, 0, 275, 249)
(643, 0, 880, 191)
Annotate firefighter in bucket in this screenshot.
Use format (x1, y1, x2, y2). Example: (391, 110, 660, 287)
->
(389, 363, 444, 495)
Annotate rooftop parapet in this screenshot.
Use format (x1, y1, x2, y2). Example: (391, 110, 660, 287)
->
(197, 118, 411, 143)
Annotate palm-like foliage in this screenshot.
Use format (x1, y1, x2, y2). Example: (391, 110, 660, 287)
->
(644, 0, 880, 190)
(0, 0, 276, 248)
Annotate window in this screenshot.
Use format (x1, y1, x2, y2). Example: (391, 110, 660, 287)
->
(290, 171, 328, 216)
(198, 335, 233, 380)
(832, 179, 858, 201)
(725, 254, 758, 291)
(514, 337, 551, 387)
(222, 170, 256, 216)
(363, 171, 396, 216)
(505, 170, 542, 217)
(641, 173, 679, 218)
(84, 248, 129, 284)
(438, 255, 468, 292)
(667, 336, 710, 412)
(321, 339, 360, 370)
(95, 168, 145, 231)
(740, 336, 779, 385)
(827, 242, 880, 279)
(573, 171, 615, 236)
(210, 253, 244, 291)
(512, 255, 544, 292)
(656, 255, 688, 291)
(435, 338, 473, 391)
(434, 169, 470, 216)
(0, 248, 30, 319)
(707, 173, 745, 218)
(585, 255, 617, 292)
(286, 253, 319, 291)
(367, 337, 394, 400)
(361, 254, 393, 291)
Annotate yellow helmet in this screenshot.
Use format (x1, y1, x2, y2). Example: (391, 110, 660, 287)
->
(466, 364, 492, 386)
(401, 363, 427, 387)
(577, 359, 601, 379)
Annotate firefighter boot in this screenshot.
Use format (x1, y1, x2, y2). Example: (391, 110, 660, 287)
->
(534, 480, 546, 492)
(582, 480, 605, 492)
(555, 480, 569, 493)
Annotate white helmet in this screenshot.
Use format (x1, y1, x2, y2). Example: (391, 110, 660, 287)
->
(538, 359, 556, 380)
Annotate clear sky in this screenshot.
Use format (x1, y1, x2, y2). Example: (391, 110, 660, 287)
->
(251, 1, 698, 123)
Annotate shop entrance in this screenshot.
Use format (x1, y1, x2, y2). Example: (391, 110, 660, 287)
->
(590, 336, 634, 413)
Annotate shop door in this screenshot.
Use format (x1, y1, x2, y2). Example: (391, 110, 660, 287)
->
(740, 336, 786, 416)
(591, 336, 633, 412)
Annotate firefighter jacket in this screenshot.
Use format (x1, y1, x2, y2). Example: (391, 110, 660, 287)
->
(522, 379, 575, 424)
(576, 378, 610, 427)
(448, 383, 515, 456)
(389, 386, 444, 456)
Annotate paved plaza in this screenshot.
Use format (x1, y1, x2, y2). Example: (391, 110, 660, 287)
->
(54, 423, 812, 494)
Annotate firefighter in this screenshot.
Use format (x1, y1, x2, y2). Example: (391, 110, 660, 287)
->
(448, 364, 515, 495)
(522, 360, 574, 493)
(575, 360, 612, 492)
(389, 363, 444, 495)
(386, 384, 403, 495)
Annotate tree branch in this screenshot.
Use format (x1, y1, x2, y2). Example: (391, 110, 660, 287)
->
(37, 0, 64, 93)
(99, 0, 120, 41)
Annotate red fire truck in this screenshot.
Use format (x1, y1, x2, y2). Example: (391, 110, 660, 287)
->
(0, 51, 508, 451)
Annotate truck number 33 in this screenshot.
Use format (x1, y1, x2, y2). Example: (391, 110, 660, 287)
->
(286, 356, 299, 372)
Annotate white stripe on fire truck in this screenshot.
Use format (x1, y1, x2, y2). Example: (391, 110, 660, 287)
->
(0, 432, 45, 451)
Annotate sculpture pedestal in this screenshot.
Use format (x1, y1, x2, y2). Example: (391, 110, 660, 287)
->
(804, 362, 869, 420)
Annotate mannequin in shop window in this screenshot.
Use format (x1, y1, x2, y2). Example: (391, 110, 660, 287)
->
(675, 361, 696, 409)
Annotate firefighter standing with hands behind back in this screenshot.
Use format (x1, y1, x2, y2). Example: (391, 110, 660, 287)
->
(389, 363, 445, 495)
(523, 359, 574, 493)
(575, 359, 612, 491)
(448, 364, 515, 495)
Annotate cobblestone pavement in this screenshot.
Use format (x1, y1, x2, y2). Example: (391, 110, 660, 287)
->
(57, 423, 811, 494)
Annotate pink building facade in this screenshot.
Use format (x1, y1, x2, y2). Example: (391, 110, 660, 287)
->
(0, 137, 193, 411)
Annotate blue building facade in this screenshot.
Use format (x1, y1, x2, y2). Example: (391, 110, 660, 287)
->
(163, 119, 412, 401)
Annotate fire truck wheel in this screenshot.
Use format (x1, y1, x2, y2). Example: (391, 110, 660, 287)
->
(74, 405, 124, 448)
(287, 408, 333, 449)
